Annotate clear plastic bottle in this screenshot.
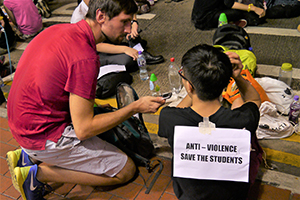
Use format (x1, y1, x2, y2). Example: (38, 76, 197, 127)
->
(137, 51, 149, 80)
(218, 13, 228, 27)
(278, 63, 293, 87)
(149, 73, 161, 96)
(289, 95, 300, 125)
(168, 57, 181, 94)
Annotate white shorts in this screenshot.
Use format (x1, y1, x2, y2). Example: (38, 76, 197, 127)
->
(23, 125, 128, 177)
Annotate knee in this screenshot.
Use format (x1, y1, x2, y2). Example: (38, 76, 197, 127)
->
(117, 156, 136, 184)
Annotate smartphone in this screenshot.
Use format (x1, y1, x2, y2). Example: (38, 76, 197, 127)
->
(161, 92, 172, 99)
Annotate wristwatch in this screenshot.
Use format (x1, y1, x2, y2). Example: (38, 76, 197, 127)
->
(131, 20, 139, 25)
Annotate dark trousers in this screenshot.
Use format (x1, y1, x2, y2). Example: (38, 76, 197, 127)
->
(98, 37, 145, 73)
(213, 9, 266, 27)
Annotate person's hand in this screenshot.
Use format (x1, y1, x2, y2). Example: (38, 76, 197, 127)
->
(225, 51, 243, 80)
(254, 6, 266, 18)
(134, 96, 165, 113)
(126, 21, 139, 40)
(123, 46, 139, 60)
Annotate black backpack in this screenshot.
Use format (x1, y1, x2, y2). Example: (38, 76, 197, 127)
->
(95, 83, 163, 194)
(96, 72, 133, 99)
(212, 24, 251, 50)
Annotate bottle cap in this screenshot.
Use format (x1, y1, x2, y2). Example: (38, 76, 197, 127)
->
(294, 95, 299, 101)
(170, 57, 175, 62)
(219, 13, 227, 23)
(281, 63, 292, 71)
(138, 51, 142, 55)
(150, 73, 157, 82)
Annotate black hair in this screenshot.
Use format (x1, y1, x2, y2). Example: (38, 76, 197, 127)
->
(181, 44, 232, 101)
(86, 0, 138, 20)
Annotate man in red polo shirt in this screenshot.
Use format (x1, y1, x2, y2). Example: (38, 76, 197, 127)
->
(6, 0, 165, 199)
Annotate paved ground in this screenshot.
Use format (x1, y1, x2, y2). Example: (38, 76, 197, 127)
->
(1, 0, 300, 199)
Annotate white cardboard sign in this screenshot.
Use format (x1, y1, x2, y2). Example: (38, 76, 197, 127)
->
(173, 126, 251, 182)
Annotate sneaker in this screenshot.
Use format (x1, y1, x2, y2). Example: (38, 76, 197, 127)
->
(6, 149, 34, 190)
(232, 19, 247, 28)
(6, 149, 34, 169)
(13, 164, 45, 200)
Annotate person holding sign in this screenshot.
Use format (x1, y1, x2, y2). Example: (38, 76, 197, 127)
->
(158, 44, 263, 200)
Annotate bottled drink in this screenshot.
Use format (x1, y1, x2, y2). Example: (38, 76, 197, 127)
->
(137, 51, 149, 80)
(218, 13, 228, 27)
(289, 95, 300, 125)
(278, 63, 292, 87)
(149, 73, 161, 96)
(168, 57, 181, 94)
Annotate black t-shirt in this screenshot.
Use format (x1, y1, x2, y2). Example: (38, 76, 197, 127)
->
(158, 102, 262, 200)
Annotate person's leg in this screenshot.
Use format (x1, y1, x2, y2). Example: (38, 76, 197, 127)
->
(36, 157, 136, 186)
(219, 9, 244, 24)
(12, 157, 135, 199)
(10, 126, 137, 199)
(127, 36, 164, 65)
(99, 52, 139, 73)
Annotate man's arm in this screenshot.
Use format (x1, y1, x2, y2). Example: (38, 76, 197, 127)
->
(226, 52, 261, 108)
(69, 93, 165, 140)
(96, 43, 139, 60)
(232, 2, 265, 18)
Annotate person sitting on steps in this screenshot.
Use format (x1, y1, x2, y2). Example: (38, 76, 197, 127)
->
(158, 44, 263, 200)
(191, 0, 266, 30)
(2, 0, 43, 40)
(71, 0, 164, 73)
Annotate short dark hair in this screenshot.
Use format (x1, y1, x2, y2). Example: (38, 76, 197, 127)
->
(181, 44, 232, 101)
(86, 0, 138, 20)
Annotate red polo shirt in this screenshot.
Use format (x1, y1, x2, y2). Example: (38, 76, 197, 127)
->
(7, 20, 100, 150)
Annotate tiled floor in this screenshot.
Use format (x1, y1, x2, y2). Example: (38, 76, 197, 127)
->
(1, 115, 300, 200)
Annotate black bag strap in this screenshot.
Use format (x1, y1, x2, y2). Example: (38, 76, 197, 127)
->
(145, 159, 164, 194)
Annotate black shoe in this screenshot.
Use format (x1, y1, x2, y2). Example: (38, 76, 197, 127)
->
(143, 51, 164, 65)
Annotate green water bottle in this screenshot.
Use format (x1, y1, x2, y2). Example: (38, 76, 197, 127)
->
(149, 73, 161, 96)
(218, 13, 228, 27)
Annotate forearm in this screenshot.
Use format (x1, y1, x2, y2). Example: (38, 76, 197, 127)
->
(71, 97, 139, 140)
(234, 75, 261, 107)
(90, 102, 138, 135)
(70, 93, 164, 140)
(96, 43, 128, 54)
(232, 2, 256, 12)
